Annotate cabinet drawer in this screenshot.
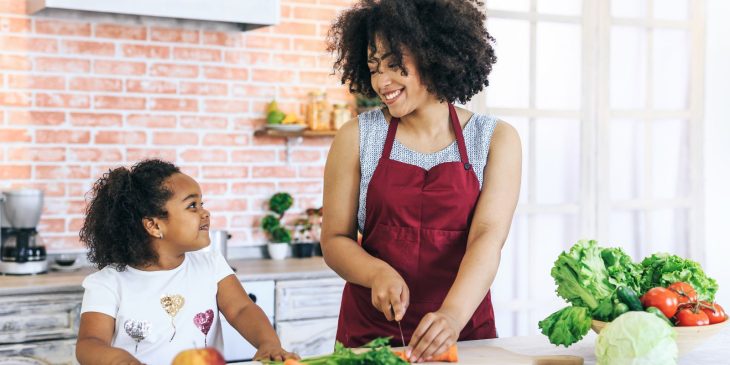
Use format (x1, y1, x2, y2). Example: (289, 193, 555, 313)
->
(277, 317, 338, 357)
(0, 292, 82, 344)
(0, 338, 77, 365)
(275, 278, 345, 321)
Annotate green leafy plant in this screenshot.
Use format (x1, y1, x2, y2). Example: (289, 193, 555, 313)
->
(262, 192, 294, 244)
(355, 94, 383, 108)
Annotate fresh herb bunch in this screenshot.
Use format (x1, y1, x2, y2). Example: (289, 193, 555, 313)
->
(262, 192, 294, 244)
(264, 337, 408, 365)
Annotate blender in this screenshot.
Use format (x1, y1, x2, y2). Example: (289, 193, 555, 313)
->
(0, 189, 48, 275)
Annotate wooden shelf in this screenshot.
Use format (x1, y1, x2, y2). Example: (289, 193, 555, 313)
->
(253, 127, 337, 164)
(253, 128, 337, 138)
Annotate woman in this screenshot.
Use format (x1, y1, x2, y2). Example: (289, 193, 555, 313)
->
(321, 0, 521, 362)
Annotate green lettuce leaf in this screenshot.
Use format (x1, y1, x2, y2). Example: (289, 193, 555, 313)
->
(551, 240, 615, 310)
(538, 306, 592, 347)
(640, 253, 719, 302)
(601, 247, 643, 293)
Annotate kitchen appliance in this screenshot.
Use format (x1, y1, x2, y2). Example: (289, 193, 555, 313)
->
(0, 189, 48, 275)
(207, 229, 230, 259)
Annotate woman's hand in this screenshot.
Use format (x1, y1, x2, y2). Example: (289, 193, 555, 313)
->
(253, 342, 299, 362)
(369, 267, 409, 321)
(407, 310, 461, 363)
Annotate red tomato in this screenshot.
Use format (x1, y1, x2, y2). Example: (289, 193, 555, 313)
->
(700, 302, 727, 324)
(675, 307, 710, 326)
(668, 282, 698, 304)
(641, 287, 679, 318)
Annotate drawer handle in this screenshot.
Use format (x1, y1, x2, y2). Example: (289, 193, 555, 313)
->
(248, 293, 257, 303)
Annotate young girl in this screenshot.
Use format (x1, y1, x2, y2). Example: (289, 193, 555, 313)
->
(76, 159, 297, 365)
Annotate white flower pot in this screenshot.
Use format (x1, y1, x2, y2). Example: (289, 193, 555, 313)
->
(267, 243, 289, 260)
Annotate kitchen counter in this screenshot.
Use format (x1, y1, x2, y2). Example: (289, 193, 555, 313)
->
(232, 325, 730, 365)
(0, 257, 336, 295)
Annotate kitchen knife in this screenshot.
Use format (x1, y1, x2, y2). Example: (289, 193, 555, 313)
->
(391, 305, 406, 347)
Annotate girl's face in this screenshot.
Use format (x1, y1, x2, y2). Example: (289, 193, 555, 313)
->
(158, 173, 210, 253)
(367, 37, 434, 118)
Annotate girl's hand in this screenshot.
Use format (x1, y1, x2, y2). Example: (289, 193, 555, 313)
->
(253, 342, 299, 362)
(369, 267, 409, 321)
(407, 310, 460, 363)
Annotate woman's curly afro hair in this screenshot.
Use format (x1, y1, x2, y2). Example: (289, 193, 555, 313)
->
(327, 0, 496, 105)
(80, 159, 180, 271)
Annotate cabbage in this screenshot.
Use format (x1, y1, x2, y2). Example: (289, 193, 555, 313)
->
(595, 312, 677, 365)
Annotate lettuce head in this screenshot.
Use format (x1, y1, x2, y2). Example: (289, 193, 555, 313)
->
(595, 312, 677, 365)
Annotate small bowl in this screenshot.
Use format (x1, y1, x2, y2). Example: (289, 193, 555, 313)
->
(54, 254, 78, 267)
(592, 319, 728, 355)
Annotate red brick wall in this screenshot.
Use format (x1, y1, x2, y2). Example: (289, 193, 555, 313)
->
(0, 0, 356, 251)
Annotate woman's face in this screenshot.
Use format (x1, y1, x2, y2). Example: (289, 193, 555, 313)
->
(159, 173, 211, 252)
(368, 37, 433, 118)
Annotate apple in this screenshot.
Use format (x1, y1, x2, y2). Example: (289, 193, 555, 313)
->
(171, 348, 225, 365)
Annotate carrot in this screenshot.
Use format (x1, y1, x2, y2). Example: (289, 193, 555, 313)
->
(392, 350, 409, 362)
(283, 359, 304, 365)
(430, 344, 458, 363)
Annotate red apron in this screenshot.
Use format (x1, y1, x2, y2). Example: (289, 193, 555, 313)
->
(336, 104, 497, 347)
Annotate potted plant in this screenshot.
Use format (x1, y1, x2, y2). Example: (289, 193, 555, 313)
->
(261, 192, 293, 260)
(306, 207, 323, 256)
(355, 94, 383, 115)
(292, 216, 315, 259)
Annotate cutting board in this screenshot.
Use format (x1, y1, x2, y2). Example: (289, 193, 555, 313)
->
(392, 345, 583, 365)
(238, 345, 584, 365)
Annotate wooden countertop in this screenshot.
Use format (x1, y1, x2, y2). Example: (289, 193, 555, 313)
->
(0, 257, 336, 295)
(231, 324, 730, 365)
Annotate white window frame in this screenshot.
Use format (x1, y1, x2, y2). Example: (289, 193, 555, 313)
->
(470, 0, 705, 336)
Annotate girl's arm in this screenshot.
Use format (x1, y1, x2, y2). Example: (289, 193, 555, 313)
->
(408, 121, 522, 361)
(76, 312, 143, 365)
(216, 274, 297, 361)
(321, 118, 410, 321)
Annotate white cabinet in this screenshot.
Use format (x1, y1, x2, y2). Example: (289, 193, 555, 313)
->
(0, 292, 82, 344)
(0, 292, 82, 365)
(275, 277, 345, 357)
(0, 265, 345, 362)
(221, 280, 275, 362)
(0, 339, 76, 365)
(277, 317, 339, 357)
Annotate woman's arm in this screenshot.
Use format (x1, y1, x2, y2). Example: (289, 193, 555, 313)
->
(409, 121, 522, 362)
(76, 312, 142, 365)
(217, 275, 296, 361)
(321, 118, 409, 321)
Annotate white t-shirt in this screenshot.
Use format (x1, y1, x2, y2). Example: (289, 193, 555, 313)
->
(81, 250, 235, 365)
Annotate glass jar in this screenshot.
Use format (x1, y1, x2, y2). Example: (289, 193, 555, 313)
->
(330, 103, 352, 130)
(306, 91, 331, 131)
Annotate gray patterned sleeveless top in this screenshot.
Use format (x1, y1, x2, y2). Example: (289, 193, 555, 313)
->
(357, 109, 497, 233)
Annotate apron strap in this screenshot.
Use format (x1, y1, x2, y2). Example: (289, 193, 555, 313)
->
(382, 115, 399, 160)
(381, 105, 472, 171)
(448, 104, 472, 170)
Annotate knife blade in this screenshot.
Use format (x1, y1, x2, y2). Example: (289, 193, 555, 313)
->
(392, 305, 406, 347)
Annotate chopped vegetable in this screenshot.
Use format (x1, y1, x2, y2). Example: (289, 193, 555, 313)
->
(264, 337, 409, 365)
(429, 345, 458, 362)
